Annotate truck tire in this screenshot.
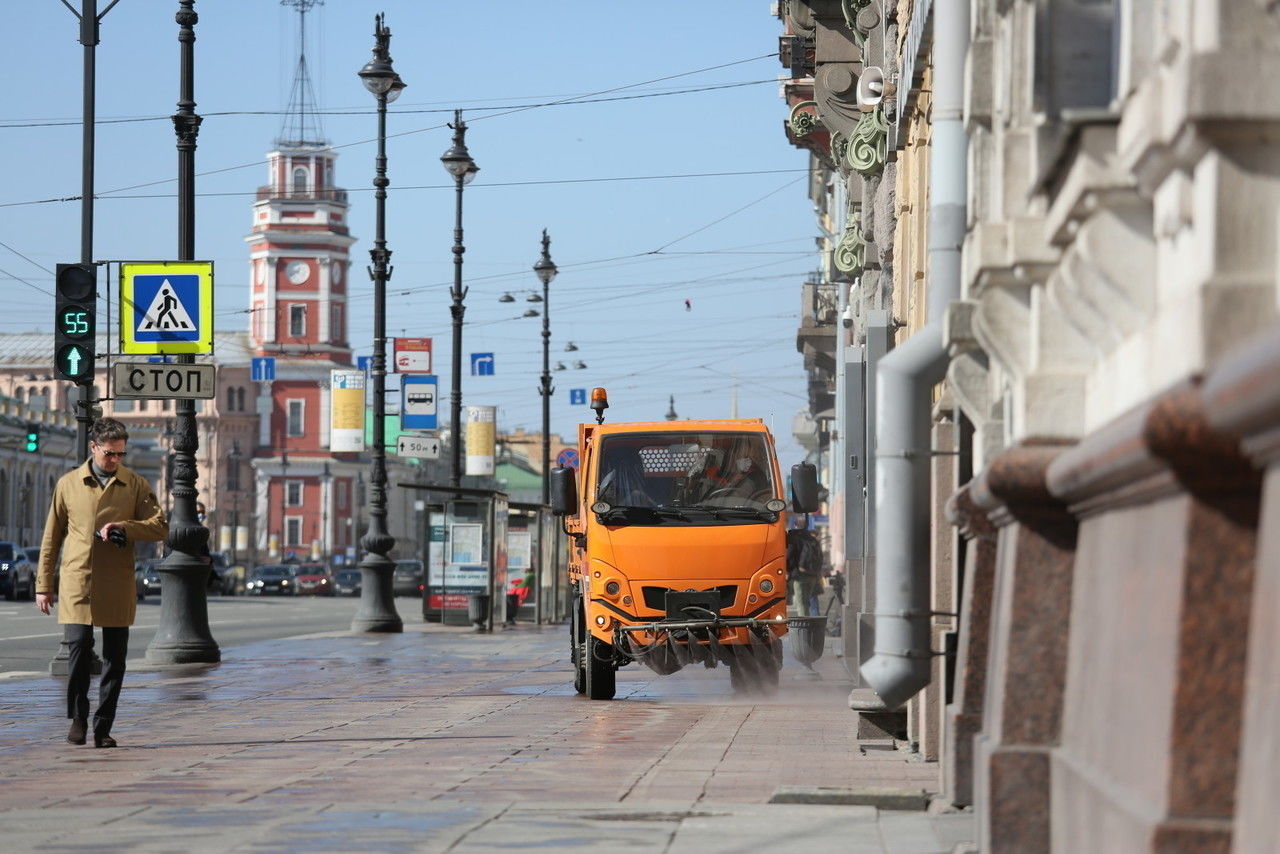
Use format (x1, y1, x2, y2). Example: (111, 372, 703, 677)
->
(585, 632, 617, 700)
(571, 596, 586, 695)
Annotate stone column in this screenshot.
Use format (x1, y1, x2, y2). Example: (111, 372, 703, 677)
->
(943, 484, 999, 807)
(971, 440, 1077, 853)
(1045, 379, 1259, 852)
(1203, 332, 1280, 853)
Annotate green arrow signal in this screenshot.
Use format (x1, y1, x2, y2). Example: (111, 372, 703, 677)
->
(57, 343, 90, 379)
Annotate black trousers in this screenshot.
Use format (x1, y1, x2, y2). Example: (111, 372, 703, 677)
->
(65, 624, 128, 736)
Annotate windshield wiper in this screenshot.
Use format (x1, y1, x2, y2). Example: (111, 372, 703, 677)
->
(597, 505, 690, 524)
(683, 504, 777, 521)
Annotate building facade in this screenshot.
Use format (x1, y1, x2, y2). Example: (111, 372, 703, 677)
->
(780, 0, 1280, 849)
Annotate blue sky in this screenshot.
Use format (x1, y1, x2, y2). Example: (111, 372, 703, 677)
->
(2, 1, 814, 464)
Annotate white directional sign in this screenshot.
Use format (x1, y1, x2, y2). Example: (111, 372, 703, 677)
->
(397, 434, 441, 459)
(112, 362, 217, 399)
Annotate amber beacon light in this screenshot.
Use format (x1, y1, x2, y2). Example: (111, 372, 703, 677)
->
(590, 387, 609, 424)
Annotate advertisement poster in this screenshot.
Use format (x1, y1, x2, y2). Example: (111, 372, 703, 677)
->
(329, 369, 366, 451)
(465, 405, 496, 475)
(449, 522, 483, 565)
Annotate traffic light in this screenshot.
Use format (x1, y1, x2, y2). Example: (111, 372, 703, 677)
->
(24, 424, 39, 453)
(54, 263, 96, 383)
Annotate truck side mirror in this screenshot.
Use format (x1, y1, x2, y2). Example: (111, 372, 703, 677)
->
(791, 462, 820, 513)
(549, 467, 578, 515)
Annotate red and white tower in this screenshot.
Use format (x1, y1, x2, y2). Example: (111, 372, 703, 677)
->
(246, 0, 362, 565)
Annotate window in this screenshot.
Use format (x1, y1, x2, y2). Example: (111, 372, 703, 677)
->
(285, 516, 303, 546)
(226, 386, 237, 412)
(113, 398, 135, 413)
(235, 387, 245, 411)
(331, 304, 344, 342)
(292, 167, 307, 195)
(13, 388, 22, 404)
(336, 480, 348, 510)
(227, 457, 241, 492)
(287, 399, 305, 437)
(285, 480, 303, 507)
(289, 304, 307, 337)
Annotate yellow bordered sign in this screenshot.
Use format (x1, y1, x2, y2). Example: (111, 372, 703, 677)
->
(119, 261, 214, 355)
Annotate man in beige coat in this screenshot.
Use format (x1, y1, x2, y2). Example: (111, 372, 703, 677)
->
(36, 418, 167, 748)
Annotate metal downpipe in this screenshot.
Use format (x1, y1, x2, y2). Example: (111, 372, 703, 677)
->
(858, 0, 968, 709)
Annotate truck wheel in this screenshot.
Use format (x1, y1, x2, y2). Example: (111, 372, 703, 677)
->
(571, 596, 586, 694)
(585, 632, 616, 700)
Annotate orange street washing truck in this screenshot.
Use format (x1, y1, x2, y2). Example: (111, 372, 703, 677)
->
(550, 388, 821, 700)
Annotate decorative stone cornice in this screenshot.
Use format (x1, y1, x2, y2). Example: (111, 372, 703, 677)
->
(847, 105, 888, 176)
(1204, 327, 1280, 467)
(971, 439, 1076, 544)
(1047, 377, 1260, 517)
(946, 484, 998, 542)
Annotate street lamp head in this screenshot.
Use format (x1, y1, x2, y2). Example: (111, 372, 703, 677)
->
(526, 292, 543, 303)
(574, 360, 588, 370)
(554, 362, 567, 371)
(564, 341, 579, 352)
(385, 74, 407, 103)
(358, 15, 400, 96)
(523, 308, 540, 318)
(533, 229, 558, 285)
(498, 292, 515, 303)
(440, 114, 478, 183)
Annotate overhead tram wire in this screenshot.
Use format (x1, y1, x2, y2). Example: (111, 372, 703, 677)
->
(0, 78, 777, 129)
(0, 53, 779, 207)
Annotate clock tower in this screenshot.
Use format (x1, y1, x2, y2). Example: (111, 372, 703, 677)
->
(244, 0, 362, 568)
(245, 145, 355, 361)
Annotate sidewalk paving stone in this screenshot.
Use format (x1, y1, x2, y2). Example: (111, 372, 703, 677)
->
(0, 622, 973, 852)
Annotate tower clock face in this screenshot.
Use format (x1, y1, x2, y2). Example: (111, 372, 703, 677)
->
(331, 262, 344, 285)
(285, 260, 310, 285)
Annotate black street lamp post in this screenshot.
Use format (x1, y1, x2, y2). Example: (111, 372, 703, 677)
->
(532, 231, 558, 505)
(146, 0, 219, 664)
(440, 111, 478, 488)
(351, 14, 404, 633)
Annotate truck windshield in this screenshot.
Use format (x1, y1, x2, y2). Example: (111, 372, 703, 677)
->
(595, 432, 776, 518)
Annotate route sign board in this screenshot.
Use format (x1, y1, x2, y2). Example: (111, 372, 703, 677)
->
(397, 434, 441, 459)
(471, 352, 494, 376)
(555, 448, 579, 469)
(401, 374, 438, 431)
(250, 356, 275, 382)
(394, 338, 432, 373)
(120, 261, 214, 355)
(112, 362, 216, 399)
(357, 355, 373, 373)
(570, 388, 587, 405)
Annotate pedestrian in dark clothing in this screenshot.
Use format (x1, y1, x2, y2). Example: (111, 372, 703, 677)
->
(785, 525, 823, 616)
(36, 418, 168, 748)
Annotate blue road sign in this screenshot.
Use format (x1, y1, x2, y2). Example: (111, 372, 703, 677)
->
(570, 388, 587, 405)
(357, 355, 373, 373)
(556, 448, 579, 469)
(401, 374, 439, 431)
(145, 355, 174, 364)
(251, 356, 276, 382)
(470, 353, 495, 376)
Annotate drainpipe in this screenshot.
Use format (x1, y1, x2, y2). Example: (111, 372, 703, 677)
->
(857, 0, 969, 710)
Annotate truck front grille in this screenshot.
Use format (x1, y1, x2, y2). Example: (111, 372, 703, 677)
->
(641, 585, 737, 612)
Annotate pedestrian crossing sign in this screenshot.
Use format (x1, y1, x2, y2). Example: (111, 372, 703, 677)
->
(120, 261, 214, 354)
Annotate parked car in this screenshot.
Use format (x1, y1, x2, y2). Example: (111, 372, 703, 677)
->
(332, 568, 361, 597)
(246, 564, 297, 596)
(207, 552, 238, 596)
(135, 560, 163, 599)
(21, 546, 40, 566)
(392, 559, 424, 597)
(292, 563, 334, 596)
(0, 541, 35, 601)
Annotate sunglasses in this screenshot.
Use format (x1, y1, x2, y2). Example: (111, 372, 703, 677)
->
(94, 449, 128, 459)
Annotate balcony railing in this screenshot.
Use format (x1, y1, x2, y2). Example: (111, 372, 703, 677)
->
(801, 280, 839, 328)
(256, 187, 349, 204)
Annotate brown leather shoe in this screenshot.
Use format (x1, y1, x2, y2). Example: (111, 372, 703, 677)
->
(67, 719, 87, 745)
(93, 734, 117, 749)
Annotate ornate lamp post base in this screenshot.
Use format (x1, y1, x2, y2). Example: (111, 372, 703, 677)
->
(351, 550, 402, 633)
(145, 556, 220, 664)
